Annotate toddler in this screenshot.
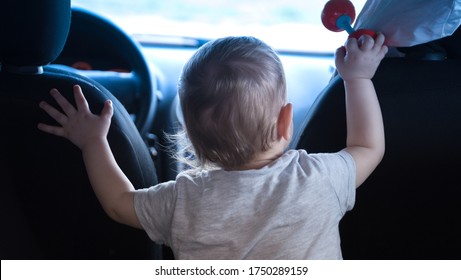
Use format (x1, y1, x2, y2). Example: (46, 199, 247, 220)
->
(38, 35, 387, 259)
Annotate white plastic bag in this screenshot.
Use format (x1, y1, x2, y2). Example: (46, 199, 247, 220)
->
(354, 0, 461, 47)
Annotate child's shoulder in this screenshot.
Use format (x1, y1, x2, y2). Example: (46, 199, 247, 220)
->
(284, 149, 354, 169)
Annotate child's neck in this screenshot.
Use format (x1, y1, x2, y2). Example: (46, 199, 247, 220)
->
(234, 140, 288, 170)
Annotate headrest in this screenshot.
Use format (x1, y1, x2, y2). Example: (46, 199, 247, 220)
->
(398, 26, 461, 60)
(438, 26, 461, 59)
(0, 0, 71, 73)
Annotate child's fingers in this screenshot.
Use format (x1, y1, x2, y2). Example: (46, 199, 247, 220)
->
(73, 85, 90, 112)
(49, 88, 77, 116)
(335, 45, 346, 57)
(367, 33, 388, 59)
(371, 33, 388, 58)
(39, 101, 68, 126)
(358, 35, 374, 51)
(101, 100, 114, 121)
(345, 37, 359, 53)
(37, 123, 65, 137)
(334, 46, 346, 66)
(379, 45, 389, 58)
(373, 33, 386, 49)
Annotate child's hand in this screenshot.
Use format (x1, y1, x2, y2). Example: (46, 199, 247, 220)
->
(38, 84, 113, 150)
(335, 33, 388, 82)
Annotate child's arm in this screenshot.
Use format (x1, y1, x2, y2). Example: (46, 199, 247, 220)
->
(335, 33, 388, 188)
(38, 85, 142, 228)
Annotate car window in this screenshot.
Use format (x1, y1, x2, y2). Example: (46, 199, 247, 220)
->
(72, 0, 367, 53)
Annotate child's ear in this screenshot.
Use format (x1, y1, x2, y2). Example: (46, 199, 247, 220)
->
(277, 103, 293, 141)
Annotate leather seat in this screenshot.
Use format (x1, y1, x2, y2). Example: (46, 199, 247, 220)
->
(0, 0, 161, 259)
(292, 28, 461, 259)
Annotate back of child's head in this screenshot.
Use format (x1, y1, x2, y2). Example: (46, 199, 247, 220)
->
(178, 36, 287, 170)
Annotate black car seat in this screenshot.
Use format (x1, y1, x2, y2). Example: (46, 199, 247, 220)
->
(292, 27, 461, 259)
(0, 0, 161, 259)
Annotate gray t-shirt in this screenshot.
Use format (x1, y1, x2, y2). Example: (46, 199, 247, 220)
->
(134, 149, 356, 259)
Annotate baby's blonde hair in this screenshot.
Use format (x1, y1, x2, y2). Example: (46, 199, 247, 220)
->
(177, 36, 287, 170)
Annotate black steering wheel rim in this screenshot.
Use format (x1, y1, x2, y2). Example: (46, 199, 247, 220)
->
(55, 7, 157, 138)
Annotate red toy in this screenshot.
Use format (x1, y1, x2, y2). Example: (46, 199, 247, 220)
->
(321, 0, 376, 40)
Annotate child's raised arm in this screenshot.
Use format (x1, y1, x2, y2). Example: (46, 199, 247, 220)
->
(38, 85, 142, 228)
(335, 33, 388, 187)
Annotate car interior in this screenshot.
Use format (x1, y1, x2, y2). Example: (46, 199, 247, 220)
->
(292, 28, 461, 259)
(1, 0, 460, 260)
(0, 0, 161, 259)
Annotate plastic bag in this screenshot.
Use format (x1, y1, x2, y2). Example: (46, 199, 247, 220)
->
(354, 0, 461, 47)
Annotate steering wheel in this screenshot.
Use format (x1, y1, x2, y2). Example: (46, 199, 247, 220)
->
(54, 7, 157, 138)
